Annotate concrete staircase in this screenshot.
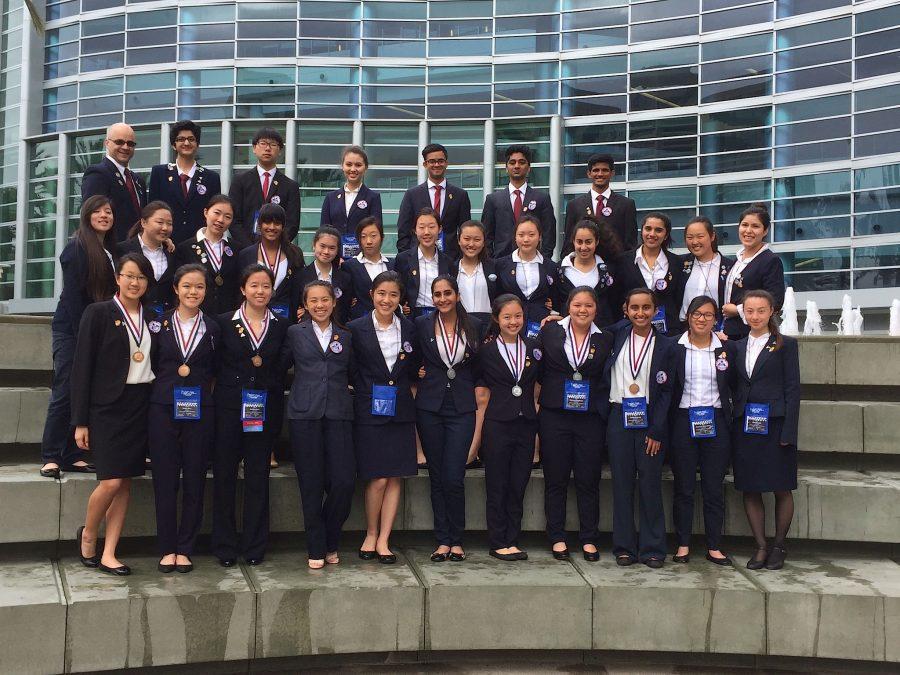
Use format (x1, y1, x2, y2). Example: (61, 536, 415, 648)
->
(1, 316, 898, 673)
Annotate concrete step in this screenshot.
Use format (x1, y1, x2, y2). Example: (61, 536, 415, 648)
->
(2, 548, 898, 672)
(3, 464, 898, 546)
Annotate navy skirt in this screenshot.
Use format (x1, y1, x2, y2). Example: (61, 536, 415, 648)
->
(354, 421, 417, 480)
(89, 383, 151, 480)
(732, 416, 798, 492)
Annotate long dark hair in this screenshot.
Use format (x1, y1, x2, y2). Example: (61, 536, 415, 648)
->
(685, 215, 718, 254)
(127, 200, 172, 240)
(685, 295, 719, 341)
(488, 293, 525, 339)
(431, 273, 478, 347)
(75, 195, 117, 303)
(458, 220, 488, 262)
(641, 212, 672, 251)
(571, 216, 623, 261)
(742, 289, 782, 350)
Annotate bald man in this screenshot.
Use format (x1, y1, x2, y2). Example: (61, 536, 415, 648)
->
(81, 123, 147, 242)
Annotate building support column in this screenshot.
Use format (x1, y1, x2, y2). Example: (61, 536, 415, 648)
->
(417, 120, 429, 184)
(220, 121, 233, 193)
(549, 114, 564, 259)
(284, 119, 297, 181)
(483, 119, 495, 199)
(53, 133, 69, 297)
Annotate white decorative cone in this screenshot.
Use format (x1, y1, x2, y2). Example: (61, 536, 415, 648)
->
(836, 294, 854, 335)
(890, 299, 900, 337)
(851, 307, 864, 336)
(781, 287, 799, 336)
(804, 301, 822, 336)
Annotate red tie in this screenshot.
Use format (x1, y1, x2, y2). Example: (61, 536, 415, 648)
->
(180, 174, 190, 198)
(125, 171, 140, 212)
(596, 194, 604, 215)
(433, 184, 442, 214)
(262, 172, 270, 200)
(513, 189, 523, 222)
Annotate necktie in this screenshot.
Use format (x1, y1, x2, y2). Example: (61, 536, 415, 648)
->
(513, 189, 523, 222)
(124, 171, 140, 213)
(180, 173, 190, 198)
(433, 184, 442, 214)
(262, 171, 270, 200)
(596, 194, 604, 215)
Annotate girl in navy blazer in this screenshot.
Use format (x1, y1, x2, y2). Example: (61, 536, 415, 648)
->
(415, 275, 482, 562)
(721, 204, 786, 341)
(676, 216, 734, 332)
(282, 280, 355, 569)
(237, 203, 304, 324)
(211, 264, 288, 567)
(116, 201, 176, 319)
(319, 145, 383, 259)
(555, 217, 624, 329)
(148, 263, 219, 574)
(669, 295, 737, 567)
(495, 215, 558, 339)
(297, 227, 352, 324)
(479, 294, 542, 561)
(732, 290, 800, 571)
(349, 271, 418, 564)
(536, 286, 613, 562)
(343, 216, 394, 320)
(394, 207, 457, 320)
(601, 288, 675, 568)
(41, 195, 117, 479)
(72, 253, 156, 576)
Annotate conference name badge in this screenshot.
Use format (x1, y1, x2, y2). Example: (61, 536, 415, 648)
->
(744, 403, 769, 435)
(526, 321, 541, 340)
(651, 307, 667, 333)
(622, 397, 648, 429)
(173, 386, 201, 420)
(564, 380, 589, 412)
(371, 384, 397, 417)
(269, 302, 289, 320)
(689, 406, 716, 438)
(341, 234, 360, 259)
(241, 389, 267, 432)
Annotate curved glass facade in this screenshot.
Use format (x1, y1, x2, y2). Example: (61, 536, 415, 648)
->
(3, 0, 900, 311)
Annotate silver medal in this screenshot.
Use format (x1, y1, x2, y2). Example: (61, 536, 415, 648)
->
(446, 367, 456, 380)
(572, 371, 583, 381)
(511, 385, 523, 397)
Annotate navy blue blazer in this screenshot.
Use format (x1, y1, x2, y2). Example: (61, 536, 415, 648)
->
(237, 245, 304, 324)
(554, 255, 624, 329)
(393, 247, 458, 309)
(731, 334, 801, 446)
(562, 191, 638, 255)
(414, 313, 482, 414)
(670, 335, 737, 426)
(174, 236, 241, 316)
(723, 248, 786, 340)
(148, 310, 219, 407)
(482, 186, 556, 259)
(148, 163, 221, 245)
(282, 321, 353, 421)
(599, 321, 676, 444)
(534, 321, 613, 415)
(228, 168, 300, 250)
(614, 249, 684, 337)
(51, 238, 117, 336)
(349, 314, 417, 425)
(81, 158, 147, 242)
(297, 262, 352, 325)
(115, 236, 176, 318)
(319, 185, 383, 240)
(478, 334, 542, 422)
(675, 254, 735, 327)
(494, 254, 559, 325)
(396, 182, 472, 259)
(343, 256, 395, 320)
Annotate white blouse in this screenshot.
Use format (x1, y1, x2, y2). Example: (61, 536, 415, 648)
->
(512, 249, 543, 298)
(745, 332, 771, 376)
(457, 262, 492, 313)
(373, 312, 402, 371)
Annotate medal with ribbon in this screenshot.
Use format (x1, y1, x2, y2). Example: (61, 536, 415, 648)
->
(240, 304, 269, 367)
(259, 243, 282, 279)
(438, 316, 460, 380)
(567, 322, 591, 381)
(500, 336, 525, 397)
(113, 294, 145, 362)
(203, 238, 224, 286)
(627, 329, 654, 395)
(174, 311, 203, 377)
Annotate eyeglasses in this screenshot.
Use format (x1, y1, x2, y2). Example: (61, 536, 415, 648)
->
(425, 158, 447, 166)
(255, 140, 281, 149)
(175, 136, 197, 144)
(690, 311, 716, 321)
(108, 138, 137, 148)
(119, 273, 148, 284)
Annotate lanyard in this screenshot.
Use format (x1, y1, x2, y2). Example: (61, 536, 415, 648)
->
(686, 338, 716, 408)
(240, 304, 269, 351)
(696, 257, 717, 297)
(259, 243, 282, 276)
(567, 322, 591, 372)
(203, 238, 223, 272)
(113, 294, 143, 347)
(500, 335, 525, 383)
(629, 329, 654, 383)
(438, 315, 460, 367)
(174, 311, 203, 362)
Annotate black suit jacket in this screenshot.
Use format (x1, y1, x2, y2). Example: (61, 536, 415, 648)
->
(148, 310, 219, 407)
(81, 158, 147, 242)
(349, 315, 417, 424)
(228, 168, 300, 249)
(554, 255, 624, 329)
(396, 181, 472, 259)
(319, 184, 383, 242)
(723, 248, 786, 340)
(414, 313, 482, 414)
(282, 321, 353, 421)
(675, 254, 736, 329)
(148, 163, 221, 245)
(494, 255, 559, 325)
(534, 321, 613, 414)
(174, 236, 241, 316)
(562, 191, 637, 254)
(478, 335, 542, 421)
(482, 186, 556, 259)
(393, 247, 458, 309)
(115, 236, 176, 318)
(297, 262, 352, 325)
(670, 336, 737, 426)
(614, 248, 684, 336)
(51, 239, 117, 336)
(732, 334, 801, 446)
(237, 245, 304, 323)
(343, 256, 395, 320)
(599, 321, 676, 444)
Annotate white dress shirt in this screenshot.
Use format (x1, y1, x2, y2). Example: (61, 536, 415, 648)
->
(635, 247, 669, 289)
(560, 254, 601, 288)
(314, 261, 333, 283)
(428, 180, 447, 215)
(497, 336, 527, 380)
(415, 247, 439, 308)
(559, 315, 600, 372)
(679, 253, 721, 321)
(609, 329, 655, 403)
(590, 186, 612, 213)
(138, 234, 168, 281)
(258, 244, 288, 289)
(512, 249, 543, 298)
(257, 165, 275, 194)
(355, 252, 390, 281)
(177, 162, 197, 193)
(725, 244, 769, 323)
(436, 319, 467, 367)
(125, 317, 155, 384)
(457, 262, 492, 313)
(344, 184, 359, 216)
(745, 332, 771, 376)
(677, 332, 722, 409)
(172, 310, 207, 358)
(196, 228, 229, 271)
(312, 321, 333, 353)
(373, 312, 402, 371)
(106, 154, 129, 182)
(508, 182, 528, 210)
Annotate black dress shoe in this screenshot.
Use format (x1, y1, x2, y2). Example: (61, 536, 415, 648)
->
(358, 549, 378, 560)
(98, 563, 131, 576)
(490, 550, 518, 561)
(644, 558, 664, 569)
(176, 558, 193, 573)
(448, 551, 466, 562)
(582, 549, 600, 562)
(379, 553, 397, 564)
(705, 552, 733, 567)
(417, 462, 428, 470)
(40, 467, 60, 479)
(246, 558, 263, 566)
(513, 550, 528, 561)
(672, 553, 690, 564)
(531, 461, 542, 470)
(76, 526, 99, 568)
(616, 554, 636, 566)
(746, 548, 768, 570)
(552, 548, 570, 560)
(465, 458, 482, 469)
(430, 551, 448, 562)
(764, 545, 786, 570)
(158, 562, 176, 573)
(219, 558, 236, 568)
(62, 463, 95, 473)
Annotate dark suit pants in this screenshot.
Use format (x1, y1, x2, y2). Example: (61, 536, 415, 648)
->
(670, 408, 730, 551)
(290, 418, 356, 559)
(41, 331, 84, 465)
(539, 407, 604, 546)
(607, 406, 666, 561)
(481, 417, 536, 550)
(211, 410, 274, 561)
(148, 403, 212, 556)
(416, 393, 474, 546)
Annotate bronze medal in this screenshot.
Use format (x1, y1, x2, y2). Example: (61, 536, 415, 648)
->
(628, 382, 640, 395)
(132, 351, 145, 363)
(251, 354, 263, 367)
(215, 275, 224, 286)
(177, 364, 191, 377)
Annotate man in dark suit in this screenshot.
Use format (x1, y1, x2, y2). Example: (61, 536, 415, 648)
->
(562, 153, 637, 255)
(228, 127, 300, 250)
(81, 123, 147, 242)
(148, 120, 222, 245)
(395, 143, 472, 260)
(482, 145, 556, 259)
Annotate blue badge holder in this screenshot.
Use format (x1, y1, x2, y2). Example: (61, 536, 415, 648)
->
(436, 231, 445, 252)
(372, 384, 398, 417)
(241, 389, 267, 432)
(419, 306, 436, 317)
(689, 406, 716, 438)
(341, 234, 360, 259)
(651, 306, 667, 333)
(714, 316, 725, 333)
(251, 210, 260, 236)
(269, 302, 290, 320)
(743, 403, 769, 435)
(173, 386, 201, 420)
(526, 321, 541, 339)
(622, 397, 649, 429)
(563, 380, 589, 412)
(147, 301, 165, 318)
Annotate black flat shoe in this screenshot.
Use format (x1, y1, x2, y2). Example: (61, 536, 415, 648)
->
(531, 461, 542, 470)
(40, 467, 60, 479)
(417, 462, 428, 470)
(552, 548, 570, 561)
(582, 549, 600, 562)
(746, 548, 768, 570)
(158, 562, 176, 573)
(62, 463, 95, 473)
(358, 549, 378, 560)
(616, 554, 636, 567)
(219, 558, 236, 568)
(765, 545, 786, 570)
(76, 526, 99, 568)
(672, 553, 690, 564)
(448, 551, 466, 562)
(379, 553, 397, 564)
(430, 551, 448, 562)
(490, 550, 518, 561)
(513, 551, 528, 561)
(706, 552, 733, 567)
(98, 563, 131, 576)
(246, 558, 263, 566)
(176, 562, 193, 574)
(643, 558, 664, 569)
(465, 459, 482, 469)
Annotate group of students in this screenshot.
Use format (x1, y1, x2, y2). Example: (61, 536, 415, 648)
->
(42, 120, 798, 575)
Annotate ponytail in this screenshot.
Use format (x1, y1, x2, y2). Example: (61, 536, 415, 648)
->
(743, 289, 782, 350)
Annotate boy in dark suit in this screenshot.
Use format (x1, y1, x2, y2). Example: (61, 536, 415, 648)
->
(228, 127, 300, 250)
(482, 145, 556, 259)
(396, 143, 472, 259)
(148, 120, 222, 245)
